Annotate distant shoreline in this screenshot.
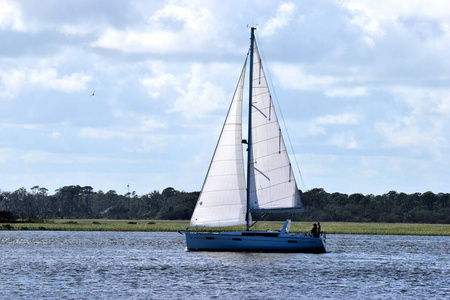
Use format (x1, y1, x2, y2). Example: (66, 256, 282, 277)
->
(1, 219, 449, 236)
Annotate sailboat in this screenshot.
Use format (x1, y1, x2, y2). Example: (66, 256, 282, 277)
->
(180, 27, 326, 253)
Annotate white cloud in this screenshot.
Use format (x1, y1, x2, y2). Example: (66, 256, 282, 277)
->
(29, 68, 92, 93)
(137, 134, 171, 153)
(374, 86, 449, 162)
(325, 87, 368, 98)
(78, 128, 124, 140)
(167, 63, 230, 119)
(92, 29, 178, 53)
(20, 150, 131, 165)
(341, 1, 385, 47)
(272, 64, 339, 90)
(339, 0, 450, 47)
(22, 151, 73, 164)
(141, 61, 240, 119)
(150, 1, 212, 33)
(0, 68, 92, 98)
(79, 117, 167, 141)
(316, 113, 360, 125)
(0, 0, 26, 31)
(49, 131, 61, 138)
(391, 87, 450, 116)
(79, 126, 166, 141)
(329, 133, 358, 149)
(0, 148, 12, 164)
(142, 74, 176, 91)
(92, 1, 217, 54)
(0, 69, 26, 99)
(141, 66, 178, 99)
(60, 24, 90, 36)
(305, 123, 326, 136)
(375, 116, 445, 148)
(302, 114, 360, 138)
(260, 2, 296, 37)
(139, 118, 168, 132)
(1, 1, 131, 35)
(0, 122, 41, 130)
(340, 0, 450, 21)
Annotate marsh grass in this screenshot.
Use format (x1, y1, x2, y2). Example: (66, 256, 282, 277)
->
(3, 219, 188, 232)
(1, 219, 449, 236)
(288, 222, 450, 236)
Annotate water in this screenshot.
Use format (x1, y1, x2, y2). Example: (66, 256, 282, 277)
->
(1, 231, 448, 299)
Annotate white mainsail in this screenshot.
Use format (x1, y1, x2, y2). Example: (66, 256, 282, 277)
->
(189, 60, 248, 227)
(248, 40, 303, 212)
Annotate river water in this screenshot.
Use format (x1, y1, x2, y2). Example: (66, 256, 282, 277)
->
(0, 231, 448, 299)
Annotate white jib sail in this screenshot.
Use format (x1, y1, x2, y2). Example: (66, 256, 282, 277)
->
(190, 60, 248, 227)
(248, 40, 303, 211)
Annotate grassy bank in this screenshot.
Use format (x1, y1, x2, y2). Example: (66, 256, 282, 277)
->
(1, 219, 449, 236)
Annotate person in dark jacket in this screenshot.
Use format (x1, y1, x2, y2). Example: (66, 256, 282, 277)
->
(311, 223, 318, 237)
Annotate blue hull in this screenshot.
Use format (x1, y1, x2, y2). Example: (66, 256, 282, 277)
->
(181, 231, 327, 253)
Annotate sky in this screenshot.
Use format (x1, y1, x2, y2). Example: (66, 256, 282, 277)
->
(1, 0, 449, 196)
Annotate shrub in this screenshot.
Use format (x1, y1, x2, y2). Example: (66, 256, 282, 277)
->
(1, 224, 13, 230)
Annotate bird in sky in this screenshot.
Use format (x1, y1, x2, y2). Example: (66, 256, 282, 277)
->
(91, 91, 95, 96)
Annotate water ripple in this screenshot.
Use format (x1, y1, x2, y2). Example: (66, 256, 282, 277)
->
(1, 231, 449, 299)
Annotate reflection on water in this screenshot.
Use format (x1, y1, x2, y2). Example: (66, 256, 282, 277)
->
(1, 231, 449, 299)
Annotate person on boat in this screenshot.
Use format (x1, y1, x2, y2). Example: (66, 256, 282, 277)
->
(311, 223, 318, 237)
(317, 222, 321, 236)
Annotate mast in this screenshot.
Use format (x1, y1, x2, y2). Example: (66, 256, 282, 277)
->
(246, 27, 256, 231)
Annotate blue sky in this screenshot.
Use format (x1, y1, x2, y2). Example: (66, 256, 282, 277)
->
(1, 0, 449, 195)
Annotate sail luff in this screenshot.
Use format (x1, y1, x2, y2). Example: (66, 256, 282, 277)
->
(189, 57, 248, 228)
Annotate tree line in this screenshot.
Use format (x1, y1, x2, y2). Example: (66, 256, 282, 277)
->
(0, 186, 449, 224)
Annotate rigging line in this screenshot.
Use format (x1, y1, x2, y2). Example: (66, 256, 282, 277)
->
(249, 212, 268, 228)
(256, 37, 307, 192)
(269, 95, 272, 120)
